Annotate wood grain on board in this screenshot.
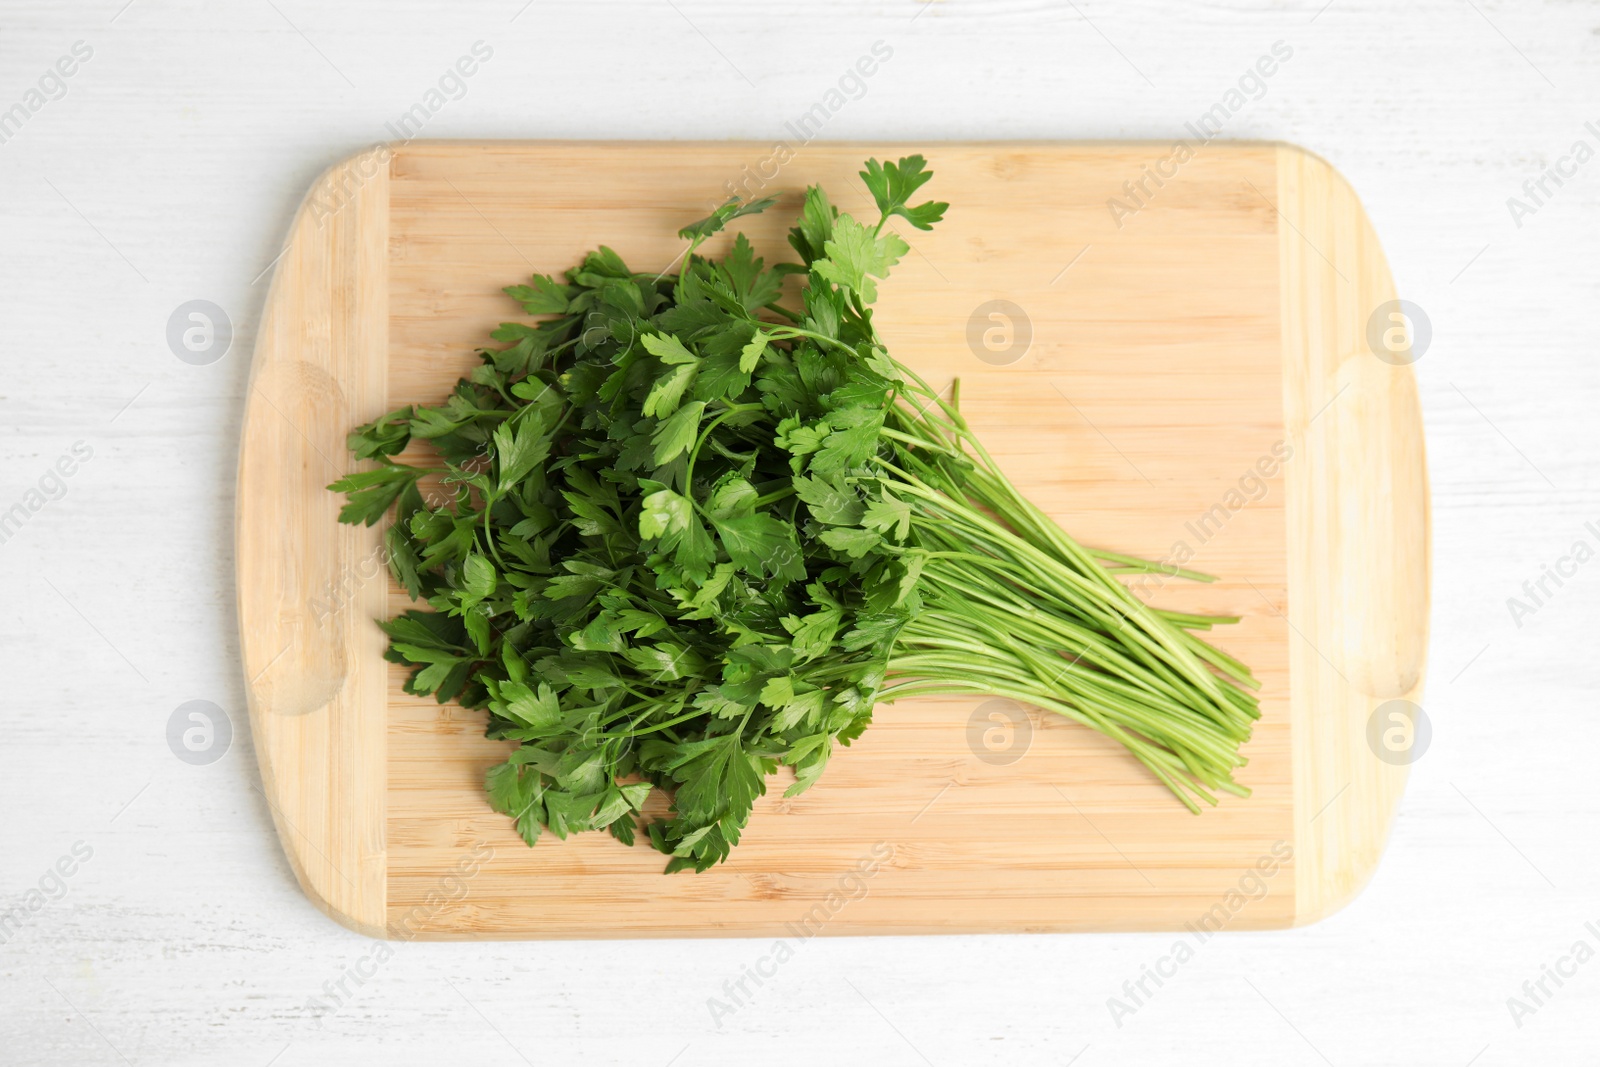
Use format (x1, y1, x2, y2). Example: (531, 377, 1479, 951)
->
(236, 141, 1428, 939)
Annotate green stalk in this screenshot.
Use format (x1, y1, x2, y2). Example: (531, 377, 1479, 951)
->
(862, 349, 1259, 810)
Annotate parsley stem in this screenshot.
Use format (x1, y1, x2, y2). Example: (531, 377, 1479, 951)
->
(754, 487, 796, 507)
(685, 402, 763, 488)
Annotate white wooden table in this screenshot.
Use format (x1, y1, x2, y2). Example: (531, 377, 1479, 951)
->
(1, 1, 1595, 1064)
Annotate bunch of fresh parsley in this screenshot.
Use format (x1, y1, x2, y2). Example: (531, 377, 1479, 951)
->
(331, 156, 1260, 872)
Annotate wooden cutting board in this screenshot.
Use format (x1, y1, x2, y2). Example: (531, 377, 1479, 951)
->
(236, 141, 1428, 939)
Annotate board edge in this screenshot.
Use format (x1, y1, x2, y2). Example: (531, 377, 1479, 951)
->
(236, 146, 393, 939)
(1276, 142, 1432, 927)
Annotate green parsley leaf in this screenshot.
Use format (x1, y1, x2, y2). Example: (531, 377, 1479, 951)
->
(651, 400, 706, 465)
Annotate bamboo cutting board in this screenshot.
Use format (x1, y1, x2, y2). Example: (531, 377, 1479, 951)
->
(236, 142, 1428, 939)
